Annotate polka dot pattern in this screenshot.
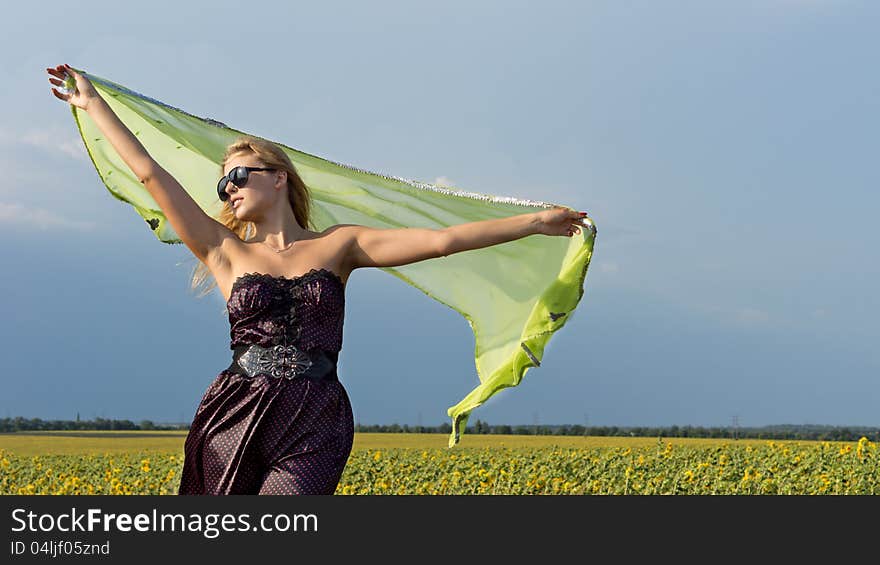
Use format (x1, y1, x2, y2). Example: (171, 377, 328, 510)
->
(178, 269, 353, 495)
(225, 268, 345, 351)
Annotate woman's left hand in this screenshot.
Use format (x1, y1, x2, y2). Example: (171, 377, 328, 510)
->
(534, 206, 590, 237)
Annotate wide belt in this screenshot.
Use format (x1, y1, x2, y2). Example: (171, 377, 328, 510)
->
(227, 343, 338, 382)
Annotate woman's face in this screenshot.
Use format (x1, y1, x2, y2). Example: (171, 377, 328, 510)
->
(222, 152, 287, 220)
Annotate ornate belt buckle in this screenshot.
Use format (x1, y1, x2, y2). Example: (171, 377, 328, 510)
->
(238, 344, 313, 379)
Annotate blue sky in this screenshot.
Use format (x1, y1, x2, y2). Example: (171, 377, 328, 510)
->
(1, 0, 877, 428)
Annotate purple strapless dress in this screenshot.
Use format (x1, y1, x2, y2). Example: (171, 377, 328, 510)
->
(178, 268, 354, 495)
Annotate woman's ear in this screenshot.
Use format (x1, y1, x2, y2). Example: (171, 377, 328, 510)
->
(276, 171, 287, 187)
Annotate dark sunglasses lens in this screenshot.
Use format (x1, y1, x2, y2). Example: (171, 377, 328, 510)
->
(231, 166, 249, 186)
(217, 177, 230, 200)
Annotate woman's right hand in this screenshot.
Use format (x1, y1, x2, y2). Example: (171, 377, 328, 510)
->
(47, 64, 99, 111)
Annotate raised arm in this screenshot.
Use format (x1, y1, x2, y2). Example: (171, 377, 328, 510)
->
(341, 207, 588, 270)
(47, 64, 229, 265)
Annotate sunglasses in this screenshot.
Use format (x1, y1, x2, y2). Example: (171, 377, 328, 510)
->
(217, 166, 277, 201)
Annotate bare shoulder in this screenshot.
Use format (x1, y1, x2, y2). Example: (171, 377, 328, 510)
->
(321, 223, 364, 237)
(320, 223, 367, 249)
(206, 223, 364, 300)
(203, 225, 247, 281)
(321, 223, 364, 271)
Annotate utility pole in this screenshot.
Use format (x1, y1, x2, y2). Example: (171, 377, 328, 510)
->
(732, 414, 739, 441)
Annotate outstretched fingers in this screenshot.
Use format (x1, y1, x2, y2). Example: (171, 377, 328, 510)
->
(47, 66, 69, 96)
(50, 88, 69, 102)
(566, 209, 589, 236)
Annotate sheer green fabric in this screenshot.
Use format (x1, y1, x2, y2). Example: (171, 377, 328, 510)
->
(67, 68, 597, 447)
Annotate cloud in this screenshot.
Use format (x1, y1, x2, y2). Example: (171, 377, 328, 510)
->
(21, 130, 88, 161)
(0, 201, 97, 231)
(599, 262, 619, 274)
(0, 126, 87, 161)
(771, 0, 849, 10)
(433, 176, 456, 187)
(776, 0, 842, 4)
(736, 307, 770, 325)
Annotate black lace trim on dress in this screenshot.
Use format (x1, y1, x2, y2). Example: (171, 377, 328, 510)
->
(230, 267, 345, 293)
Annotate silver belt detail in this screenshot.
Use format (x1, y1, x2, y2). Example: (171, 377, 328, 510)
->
(237, 343, 314, 379)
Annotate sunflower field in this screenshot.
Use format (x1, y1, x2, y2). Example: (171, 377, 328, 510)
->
(1, 436, 877, 495)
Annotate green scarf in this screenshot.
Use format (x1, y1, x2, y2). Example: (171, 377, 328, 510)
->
(67, 68, 597, 447)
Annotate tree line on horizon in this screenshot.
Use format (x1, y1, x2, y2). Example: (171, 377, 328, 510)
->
(1, 417, 878, 442)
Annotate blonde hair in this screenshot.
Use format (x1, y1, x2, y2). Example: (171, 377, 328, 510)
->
(190, 135, 314, 298)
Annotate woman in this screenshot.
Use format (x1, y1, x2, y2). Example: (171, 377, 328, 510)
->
(47, 63, 589, 495)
